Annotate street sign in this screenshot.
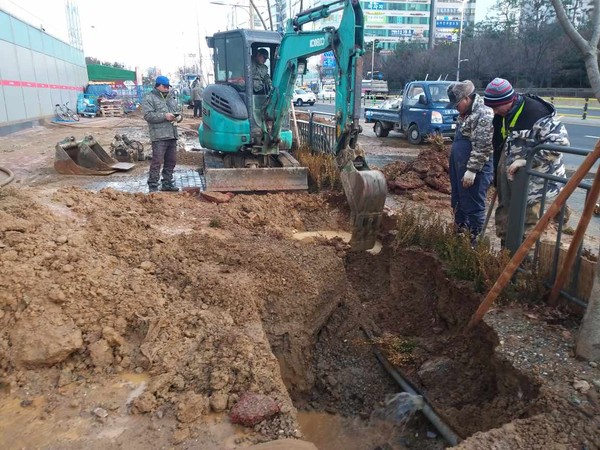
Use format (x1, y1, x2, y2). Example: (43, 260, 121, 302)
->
(123, 80, 135, 89)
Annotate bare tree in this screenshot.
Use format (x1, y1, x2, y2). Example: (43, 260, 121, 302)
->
(550, 0, 600, 101)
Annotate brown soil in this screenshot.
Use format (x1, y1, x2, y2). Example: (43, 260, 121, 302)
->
(0, 117, 598, 449)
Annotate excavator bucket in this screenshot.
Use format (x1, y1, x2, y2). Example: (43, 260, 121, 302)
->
(340, 162, 388, 251)
(54, 135, 135, 175)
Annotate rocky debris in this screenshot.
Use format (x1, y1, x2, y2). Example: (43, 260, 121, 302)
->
(93, 407, 109, 418)
(230, 392, 280, 427)
(176, 393, 210, 423)
(9, 305, 83, 368)
(88, 339, 114, 368)
(200, 191, 234, 204)
(382, 147, 451, 195)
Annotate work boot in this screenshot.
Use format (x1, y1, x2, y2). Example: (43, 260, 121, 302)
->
(148, 183, 159, 193)
(160, 182, 179, 192)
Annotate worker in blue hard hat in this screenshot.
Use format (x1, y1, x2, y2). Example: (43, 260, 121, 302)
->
(141, 75, 182, 193)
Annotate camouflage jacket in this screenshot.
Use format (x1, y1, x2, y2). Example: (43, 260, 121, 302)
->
(456, 94, 494, 172)
(503, 95, 568, 204)
(252, 61, 272, 93)
(142, 89, 179, 142)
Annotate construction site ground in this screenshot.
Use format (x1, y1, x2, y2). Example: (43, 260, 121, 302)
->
(0, 109, 598, 450)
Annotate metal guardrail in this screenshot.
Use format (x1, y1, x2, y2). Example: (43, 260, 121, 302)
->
(506, 143, 596, 307)
(295, 111, 337, 154)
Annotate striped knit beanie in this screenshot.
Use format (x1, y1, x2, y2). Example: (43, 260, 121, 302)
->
(483, 78, 515, 107)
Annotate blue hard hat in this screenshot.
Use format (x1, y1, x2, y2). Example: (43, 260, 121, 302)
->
(155, 75, 171, 87)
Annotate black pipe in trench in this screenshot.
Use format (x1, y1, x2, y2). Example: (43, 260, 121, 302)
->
(361, 327, 462, 446)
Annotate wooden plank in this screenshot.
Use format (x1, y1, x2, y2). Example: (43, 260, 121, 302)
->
(538, 240, 596, 302)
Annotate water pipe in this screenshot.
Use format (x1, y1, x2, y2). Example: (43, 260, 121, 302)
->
(362, 327, 462, 446)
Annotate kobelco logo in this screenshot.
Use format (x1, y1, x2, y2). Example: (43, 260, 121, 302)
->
(310, 38, 326, 47)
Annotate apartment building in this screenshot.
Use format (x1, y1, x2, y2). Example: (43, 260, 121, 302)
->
(261, 0, 476, 50)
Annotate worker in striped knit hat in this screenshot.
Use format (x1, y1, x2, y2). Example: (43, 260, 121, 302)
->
(483, 78, 569, 247)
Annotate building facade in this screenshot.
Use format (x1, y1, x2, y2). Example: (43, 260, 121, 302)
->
(0, 8, 87, 134)
(263, 0, 476, 50)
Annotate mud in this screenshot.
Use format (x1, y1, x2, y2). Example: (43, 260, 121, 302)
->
(0, 115, 598, 449)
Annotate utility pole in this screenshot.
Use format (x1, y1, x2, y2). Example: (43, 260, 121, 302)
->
(371, 39, 379, 80)
(456, 0, 466, 81)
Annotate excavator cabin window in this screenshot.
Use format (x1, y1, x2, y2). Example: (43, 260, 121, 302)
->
(213, 35, 246, 91)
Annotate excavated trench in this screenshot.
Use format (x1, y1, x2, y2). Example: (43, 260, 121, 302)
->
(0, 187, 543, 449)
(266, 244, 542, 449)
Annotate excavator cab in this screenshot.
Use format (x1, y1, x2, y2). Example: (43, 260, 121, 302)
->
(201, 30, 293, 156)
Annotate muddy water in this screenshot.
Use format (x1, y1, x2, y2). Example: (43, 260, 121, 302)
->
(297, 394, 426, 450)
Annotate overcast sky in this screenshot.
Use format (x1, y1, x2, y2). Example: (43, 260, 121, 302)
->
(1, 0, 497, 79)
(0, 0, 241, 78)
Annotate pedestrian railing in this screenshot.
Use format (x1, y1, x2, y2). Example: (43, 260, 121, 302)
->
(295, 110, 337, 155)
(507, 143, 598, 307)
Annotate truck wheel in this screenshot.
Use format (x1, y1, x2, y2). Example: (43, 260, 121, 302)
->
(374, 121, 389, 138)
(407, 124, 422, 145)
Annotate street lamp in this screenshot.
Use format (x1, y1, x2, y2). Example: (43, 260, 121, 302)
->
(210, 1, 253, 29)
(370, 38, 380, 80)
(456, 0, 467, 81)
(209, 1, 267, 30)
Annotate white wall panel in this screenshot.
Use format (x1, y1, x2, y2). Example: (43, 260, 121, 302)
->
(0, 40, 19, 79)
(15, 47, 35, 80)
(3, 86, 26, 122)
(0, 88, 8, 123)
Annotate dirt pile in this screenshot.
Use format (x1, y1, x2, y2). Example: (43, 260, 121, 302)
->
(0, 186, 352, 447)
(382, 146, 451, 195)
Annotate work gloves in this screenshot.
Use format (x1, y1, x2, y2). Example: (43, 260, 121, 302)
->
(507, 159, 526, 181)
(462, 170, 476, 188)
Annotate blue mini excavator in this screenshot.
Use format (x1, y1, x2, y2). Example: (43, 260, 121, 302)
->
(199, 0, 387, 251)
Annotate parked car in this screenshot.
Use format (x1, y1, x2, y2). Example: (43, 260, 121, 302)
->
(292, 88, 316, 106)
(318, 88, 336, 100)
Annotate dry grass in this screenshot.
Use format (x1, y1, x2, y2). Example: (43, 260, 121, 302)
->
(371, 333, 417, 365)
(296, 144, 341, 192)
(391, 206, 512, 293)
(424, 132, 448, 153)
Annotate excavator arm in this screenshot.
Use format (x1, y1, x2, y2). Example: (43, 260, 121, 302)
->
(262, 0, 363, 154)
(263, 0, 387, 251)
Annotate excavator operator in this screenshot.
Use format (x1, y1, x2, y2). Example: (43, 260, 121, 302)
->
(252, 48, 272, 95)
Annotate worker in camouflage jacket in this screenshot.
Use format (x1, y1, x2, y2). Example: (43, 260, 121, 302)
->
(446, 80, 495, 240)
(484, 78, 568, 243)
(142, 75, 181, 193)
(252, 48, 272, 95)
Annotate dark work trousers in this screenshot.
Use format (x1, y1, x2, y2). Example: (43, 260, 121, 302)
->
(449, 129, 493, 238)
(193, 100, 202, 117)
(148, 139, 177, 187)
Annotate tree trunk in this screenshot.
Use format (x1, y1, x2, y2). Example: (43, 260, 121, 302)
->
(576, 245, 600, 361)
